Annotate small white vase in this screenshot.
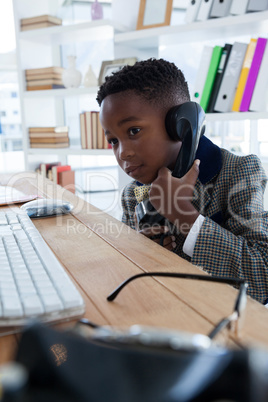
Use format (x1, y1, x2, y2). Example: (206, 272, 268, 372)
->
(62, 56, 82, 88)
(83, 65, 98, 87)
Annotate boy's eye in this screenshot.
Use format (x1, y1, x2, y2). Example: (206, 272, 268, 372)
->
(129, 128, 140, 136)
(107, 138, 118, 146)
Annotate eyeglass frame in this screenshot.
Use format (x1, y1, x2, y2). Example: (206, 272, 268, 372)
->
(106, 272, 248, 341)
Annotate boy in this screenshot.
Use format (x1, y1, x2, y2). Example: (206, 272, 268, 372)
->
(97, 58, 268, 304)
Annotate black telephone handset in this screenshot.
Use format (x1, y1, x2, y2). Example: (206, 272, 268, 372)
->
(135, 101, 206, 227)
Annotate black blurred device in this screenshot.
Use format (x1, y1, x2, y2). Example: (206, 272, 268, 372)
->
(4, 323, 268, 402)
(135, 101, 206, 227)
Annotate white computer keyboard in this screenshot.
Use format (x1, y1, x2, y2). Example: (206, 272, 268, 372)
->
(0, 208, 85, 328)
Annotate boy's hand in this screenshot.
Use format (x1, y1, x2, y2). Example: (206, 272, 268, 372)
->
(138, 225, 176, 251)
(134, 208, 176, 251)
(149, 160, 200, 236)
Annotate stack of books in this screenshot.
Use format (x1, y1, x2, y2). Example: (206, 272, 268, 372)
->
(20, 14, 62, 31)
(79, 111, 111, 150)
(29, 126, 69, 148)
(193, 36, 268, 113)
(37, 162, 75, 194)
(25, 66, 65, 91)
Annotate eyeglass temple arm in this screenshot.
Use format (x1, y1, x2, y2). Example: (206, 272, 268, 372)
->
(208, 282, 248, 339)
(107, 272, 246, 302)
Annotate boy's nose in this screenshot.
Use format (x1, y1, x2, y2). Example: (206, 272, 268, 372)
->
(118, 142, 134, 160)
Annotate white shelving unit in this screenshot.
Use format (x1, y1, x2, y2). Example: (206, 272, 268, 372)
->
(114, 10, 268, 48)
(19, 18, 127, 45)
(13, 1, 268, 193)
(13, 0, 125, 172)
(22, 86, 99, 99)
(27, 147, 113, 156)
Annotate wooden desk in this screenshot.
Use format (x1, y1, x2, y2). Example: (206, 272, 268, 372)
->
(1, 172, 268, 363)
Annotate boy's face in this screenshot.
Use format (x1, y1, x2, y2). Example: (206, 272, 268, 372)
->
(99, 91, 182, 184)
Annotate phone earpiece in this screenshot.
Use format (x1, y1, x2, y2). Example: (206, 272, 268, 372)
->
(165, 101, 206, 178)
(165, 102, 206, 142)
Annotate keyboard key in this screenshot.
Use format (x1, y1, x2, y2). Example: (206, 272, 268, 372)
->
(0, 213, 8, 225)
(22, 295, 44, 316)
(41, 294, 63, 313)
(2, 296, 23, 317)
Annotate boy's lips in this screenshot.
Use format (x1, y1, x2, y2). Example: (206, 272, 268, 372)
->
(125, 164, 143, 176)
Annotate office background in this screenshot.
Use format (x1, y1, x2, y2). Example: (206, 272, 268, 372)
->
(0, 0, 267, 216)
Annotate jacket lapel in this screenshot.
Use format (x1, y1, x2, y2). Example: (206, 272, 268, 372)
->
(194, 136, 223, 222)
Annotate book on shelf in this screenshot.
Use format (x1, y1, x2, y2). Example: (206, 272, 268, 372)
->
(20, 22, 61, 31)
(25, 66, 65, 90)
(200, 45, 223, 112)
(26, 79, 64, 86)
(51, 165, 71, 184)
(25, 67, 64, 76)
(80, 111, 109, 150)
(232, 38, 257, 111)
(85, 111, 94, 149)
(80, 113, 87, 149)
(29, 126, 69, 145)
(29, 132, 69, 138)
(240, 37, 267, 112)
(25, 72, 63, 80)
(20, 14, 62, 31)
(30, 142, 69, 148)
(207, 43, 232, 113)
(26, 84, 65, 91)
(30, 137, 69, 144)
(29, 126, 68, 133)
(96, 112, 105, 149)
(91, 111, 99, 149)
(39, 162, 61, 178)
(58, 170, 75, 194)
(20, 14, 62, 26)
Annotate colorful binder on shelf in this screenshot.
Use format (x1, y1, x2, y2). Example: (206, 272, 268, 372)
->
(214, 42, 248, 113)
(200, 45, 223, 112)
(192, 45, 213, 103)
(250, 40, 268, 112)
(240, 37, 267, 112)
(196, 0, 214, 21)
(247, 0, 268, 12)
(231, 38, 257, 112)
(207, 43, 232, 113)
(184, 0, 202, 23)
(229, 0, 249, 15)
(210, 0, 233, 18)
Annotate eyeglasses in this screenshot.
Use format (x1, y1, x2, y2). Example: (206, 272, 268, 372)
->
(106, 272, 248, 341)
(78, 273, 248, 351)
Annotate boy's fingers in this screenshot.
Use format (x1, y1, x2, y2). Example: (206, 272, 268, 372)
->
(155, 166, 171, 180)
(139, 225, 170, 237)
(183, 159, 200, 185)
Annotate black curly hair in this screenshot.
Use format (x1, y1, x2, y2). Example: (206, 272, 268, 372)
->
(96, 58, 190, 108)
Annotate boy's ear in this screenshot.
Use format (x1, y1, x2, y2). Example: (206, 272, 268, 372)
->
(165, 101, 206, 142)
